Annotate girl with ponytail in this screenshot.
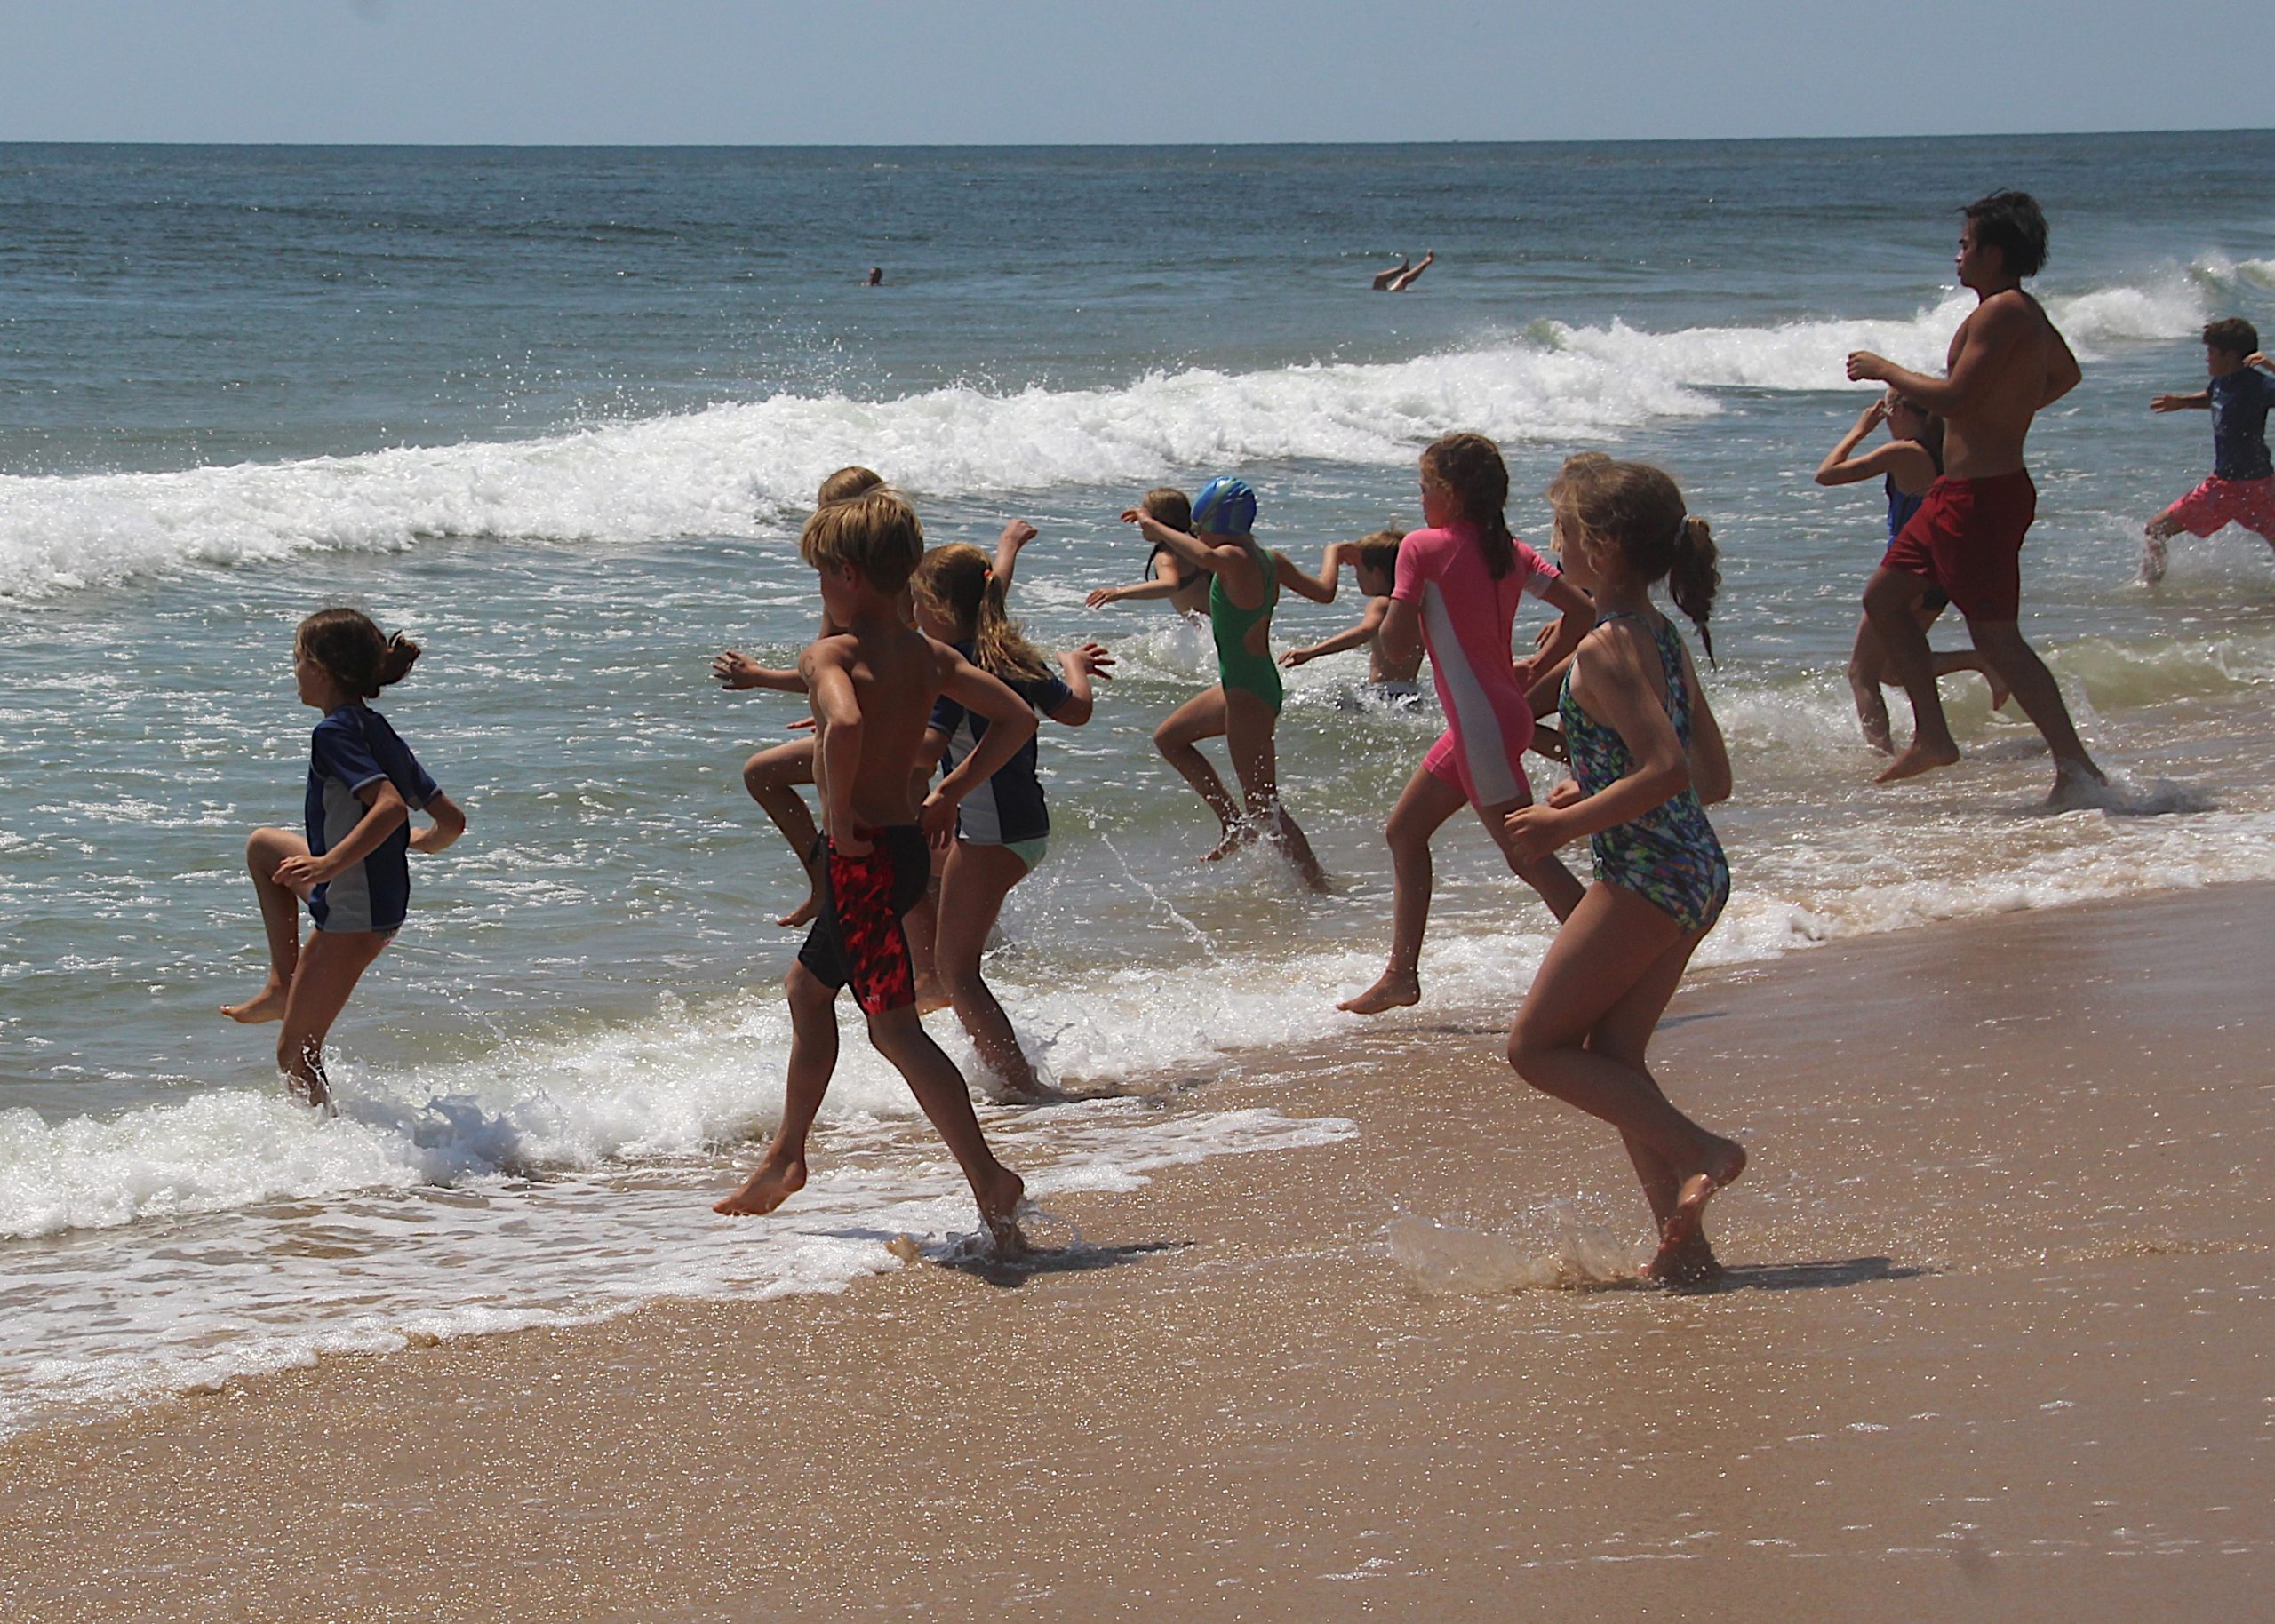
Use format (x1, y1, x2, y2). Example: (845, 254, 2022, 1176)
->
(1338, 434, 1597, 1015)
(222, 608, 466, 1110)
(908, 543, 1112, 1099)
(1502, 459, 1747, 1288)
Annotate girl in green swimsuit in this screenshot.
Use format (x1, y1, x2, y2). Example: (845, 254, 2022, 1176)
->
(1123, 476, 1334, 889)
(1501, 458, 1748, 1289)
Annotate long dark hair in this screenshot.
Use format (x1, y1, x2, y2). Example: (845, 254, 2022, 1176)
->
(297, 608, 420, 698)
(1548, 460, 1720, 664)
(1420, 433, 1516, 580)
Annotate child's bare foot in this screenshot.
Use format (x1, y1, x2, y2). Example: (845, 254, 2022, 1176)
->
(713, 1154, 806, 1216)
(1645, 1139, 1746, 1280)
(220, 978, 290, 1024)
(1644, 1232, 1725, 1290)
(1874, 738, 1960, 783)
(1202, 822, 1256, 862)
(1337, 971, 1420, 1015)
(775, 890, 820, 928)
(975, 1165, 1027, 1255)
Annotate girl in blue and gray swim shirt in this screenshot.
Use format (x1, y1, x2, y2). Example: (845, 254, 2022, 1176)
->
(221, 608, 466, 1108)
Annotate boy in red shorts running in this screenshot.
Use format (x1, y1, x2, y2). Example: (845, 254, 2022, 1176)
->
(714, 487, 1036, 1250)
(2140, 318, 2275, 585)
(1848, 190, 2106, 800)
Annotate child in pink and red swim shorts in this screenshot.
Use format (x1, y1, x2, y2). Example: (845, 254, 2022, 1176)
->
(1337, 434, 1597, 1015)
(2141, 317, 2275, 585)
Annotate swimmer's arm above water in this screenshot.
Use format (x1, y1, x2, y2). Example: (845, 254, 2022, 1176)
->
(1276, 543, 1348, 605)
(1048, 642, 1113, 726)
(2149, 390, 2210, 412)
(1281, 597, 1387, 666)
(992, 520, 1038, 594)
(1084, 577, 1184, 608)
(1125, 510, 1249, 576)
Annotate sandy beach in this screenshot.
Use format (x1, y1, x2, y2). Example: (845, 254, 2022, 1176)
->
(4, 880, 2271, 1621)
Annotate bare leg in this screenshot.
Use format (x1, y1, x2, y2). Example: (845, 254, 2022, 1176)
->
(1153, 686, 1239, 840)
(1223, 686, 1327, 891)
(934, 841, 1046, 1099)
(1475, 794, 1585, 923)
(1963, 618, 2104, 794)
(274, 928, 391, 1109)
(222, 827, 311, 1023)
(2140, 512, 2182, 585)
(1507, 884, 1744, 1277)
(1340, 767, 1464, 1013)
(1846, 616, 1896, 754)
(1387, 251, 1435, 291)
(742, 740, 822, 927)
(714, 963, 839, 1215)
(1370, 257, 1410, 291)
(862, 1006, 1026, 1251)
(1862, 565, 1960, 782)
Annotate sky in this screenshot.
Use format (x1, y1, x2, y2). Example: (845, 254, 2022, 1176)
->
(2, 0, 2269, 146)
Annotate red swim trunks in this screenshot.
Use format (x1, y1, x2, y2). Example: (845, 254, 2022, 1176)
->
(1881, 468, 2035, 622)
(2158, 475, 2275, 541)
(796, 825, 930, 1014)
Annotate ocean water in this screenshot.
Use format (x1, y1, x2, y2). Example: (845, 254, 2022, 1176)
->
(4, 135, 2273, 1436)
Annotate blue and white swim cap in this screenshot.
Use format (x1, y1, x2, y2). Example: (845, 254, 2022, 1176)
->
(1191, 475, 1257, 536)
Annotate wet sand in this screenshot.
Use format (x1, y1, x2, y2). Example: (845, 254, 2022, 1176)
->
(4, 883, 2271, 1621)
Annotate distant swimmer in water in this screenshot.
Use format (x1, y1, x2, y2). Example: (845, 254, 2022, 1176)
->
(866, 267, 884, 286)
(1085, 487, 1211, 619)
(1337, 438, 1594, 1017)
(1370, 256, 1412, 291)
(221, 609, 467, 1111)
(1504, 458, 1744, 1289)
(1279, 529, 1425, 707)
(1815, 391, 2008, 753)
(2140, 318, 2275, 585)
(1375, 251, 1434, 292)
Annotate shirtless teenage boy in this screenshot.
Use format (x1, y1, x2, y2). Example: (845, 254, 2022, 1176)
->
(1847, 191, 2104, 797)
(713, 488, 1033, 1249)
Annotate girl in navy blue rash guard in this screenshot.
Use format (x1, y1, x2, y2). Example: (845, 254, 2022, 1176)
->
(908, 542, 1110, 1101)
(222, 608, 467, 1109)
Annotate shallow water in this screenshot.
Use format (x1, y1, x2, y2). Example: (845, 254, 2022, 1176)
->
(3, 134, 2273, 1434)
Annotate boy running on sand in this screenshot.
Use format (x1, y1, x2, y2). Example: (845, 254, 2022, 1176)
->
(713, 489, 1034, 1250)
(2140, 319, 2275, 585)
(1279, 530, 1426, 705)
(1848, 190, 2105, 799)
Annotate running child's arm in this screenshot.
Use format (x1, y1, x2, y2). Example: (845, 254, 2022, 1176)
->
(1127, 510, 1248, 575)
(1084, 577, 1184, 608)
(992, 520, 1039, 594)
(410, 790, 467, 855)
(922, 649, 1039, 844)
(1511, 575, 1597, 692)
(272, 780, 411, 890)
(1047, 642, 1113, 726)
(1281, 598, 1388, 666)
(1275, 543, 1347, 605)
(1376, 596, 1421, 665)
(2247, 352, 2272, 374)
(1502, 628, 1692, 863)
(714, 649, 809, 691)
(1816, 397, 1889, 482)
(2150, 390, 2211, 412)
(803, 643, 870, 856)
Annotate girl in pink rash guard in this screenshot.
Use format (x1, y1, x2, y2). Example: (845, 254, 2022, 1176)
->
(1338, 434, 1597, 1015)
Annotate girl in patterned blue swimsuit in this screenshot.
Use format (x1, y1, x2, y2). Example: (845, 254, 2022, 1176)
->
(1503, 460, 1748, 1288)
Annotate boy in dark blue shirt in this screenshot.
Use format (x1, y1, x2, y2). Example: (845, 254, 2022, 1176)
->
(2142, 318, 2275, 583)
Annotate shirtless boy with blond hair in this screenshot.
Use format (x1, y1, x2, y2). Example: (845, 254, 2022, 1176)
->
(714, 488, 1034, 1249)
(1848, 190, 2105, 800)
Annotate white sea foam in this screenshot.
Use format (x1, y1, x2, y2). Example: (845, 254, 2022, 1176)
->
(0, 265, 2223, 600)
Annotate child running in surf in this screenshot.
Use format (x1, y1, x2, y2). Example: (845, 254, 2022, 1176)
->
(1338, 436, 1596, 1015)
(1123, 476, 1334, 889)
(1084, 488, 1212, 619)
(1279, 529, 1427, 708)
(221, 609, 467, 1110)
(1502, 458, 1745, 1288)
(713, 489, 1034, 1250)
(906, 541, 1112, 1101)
(1815, 392, 2007, 752)
(2141, 318, 2275, 584)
